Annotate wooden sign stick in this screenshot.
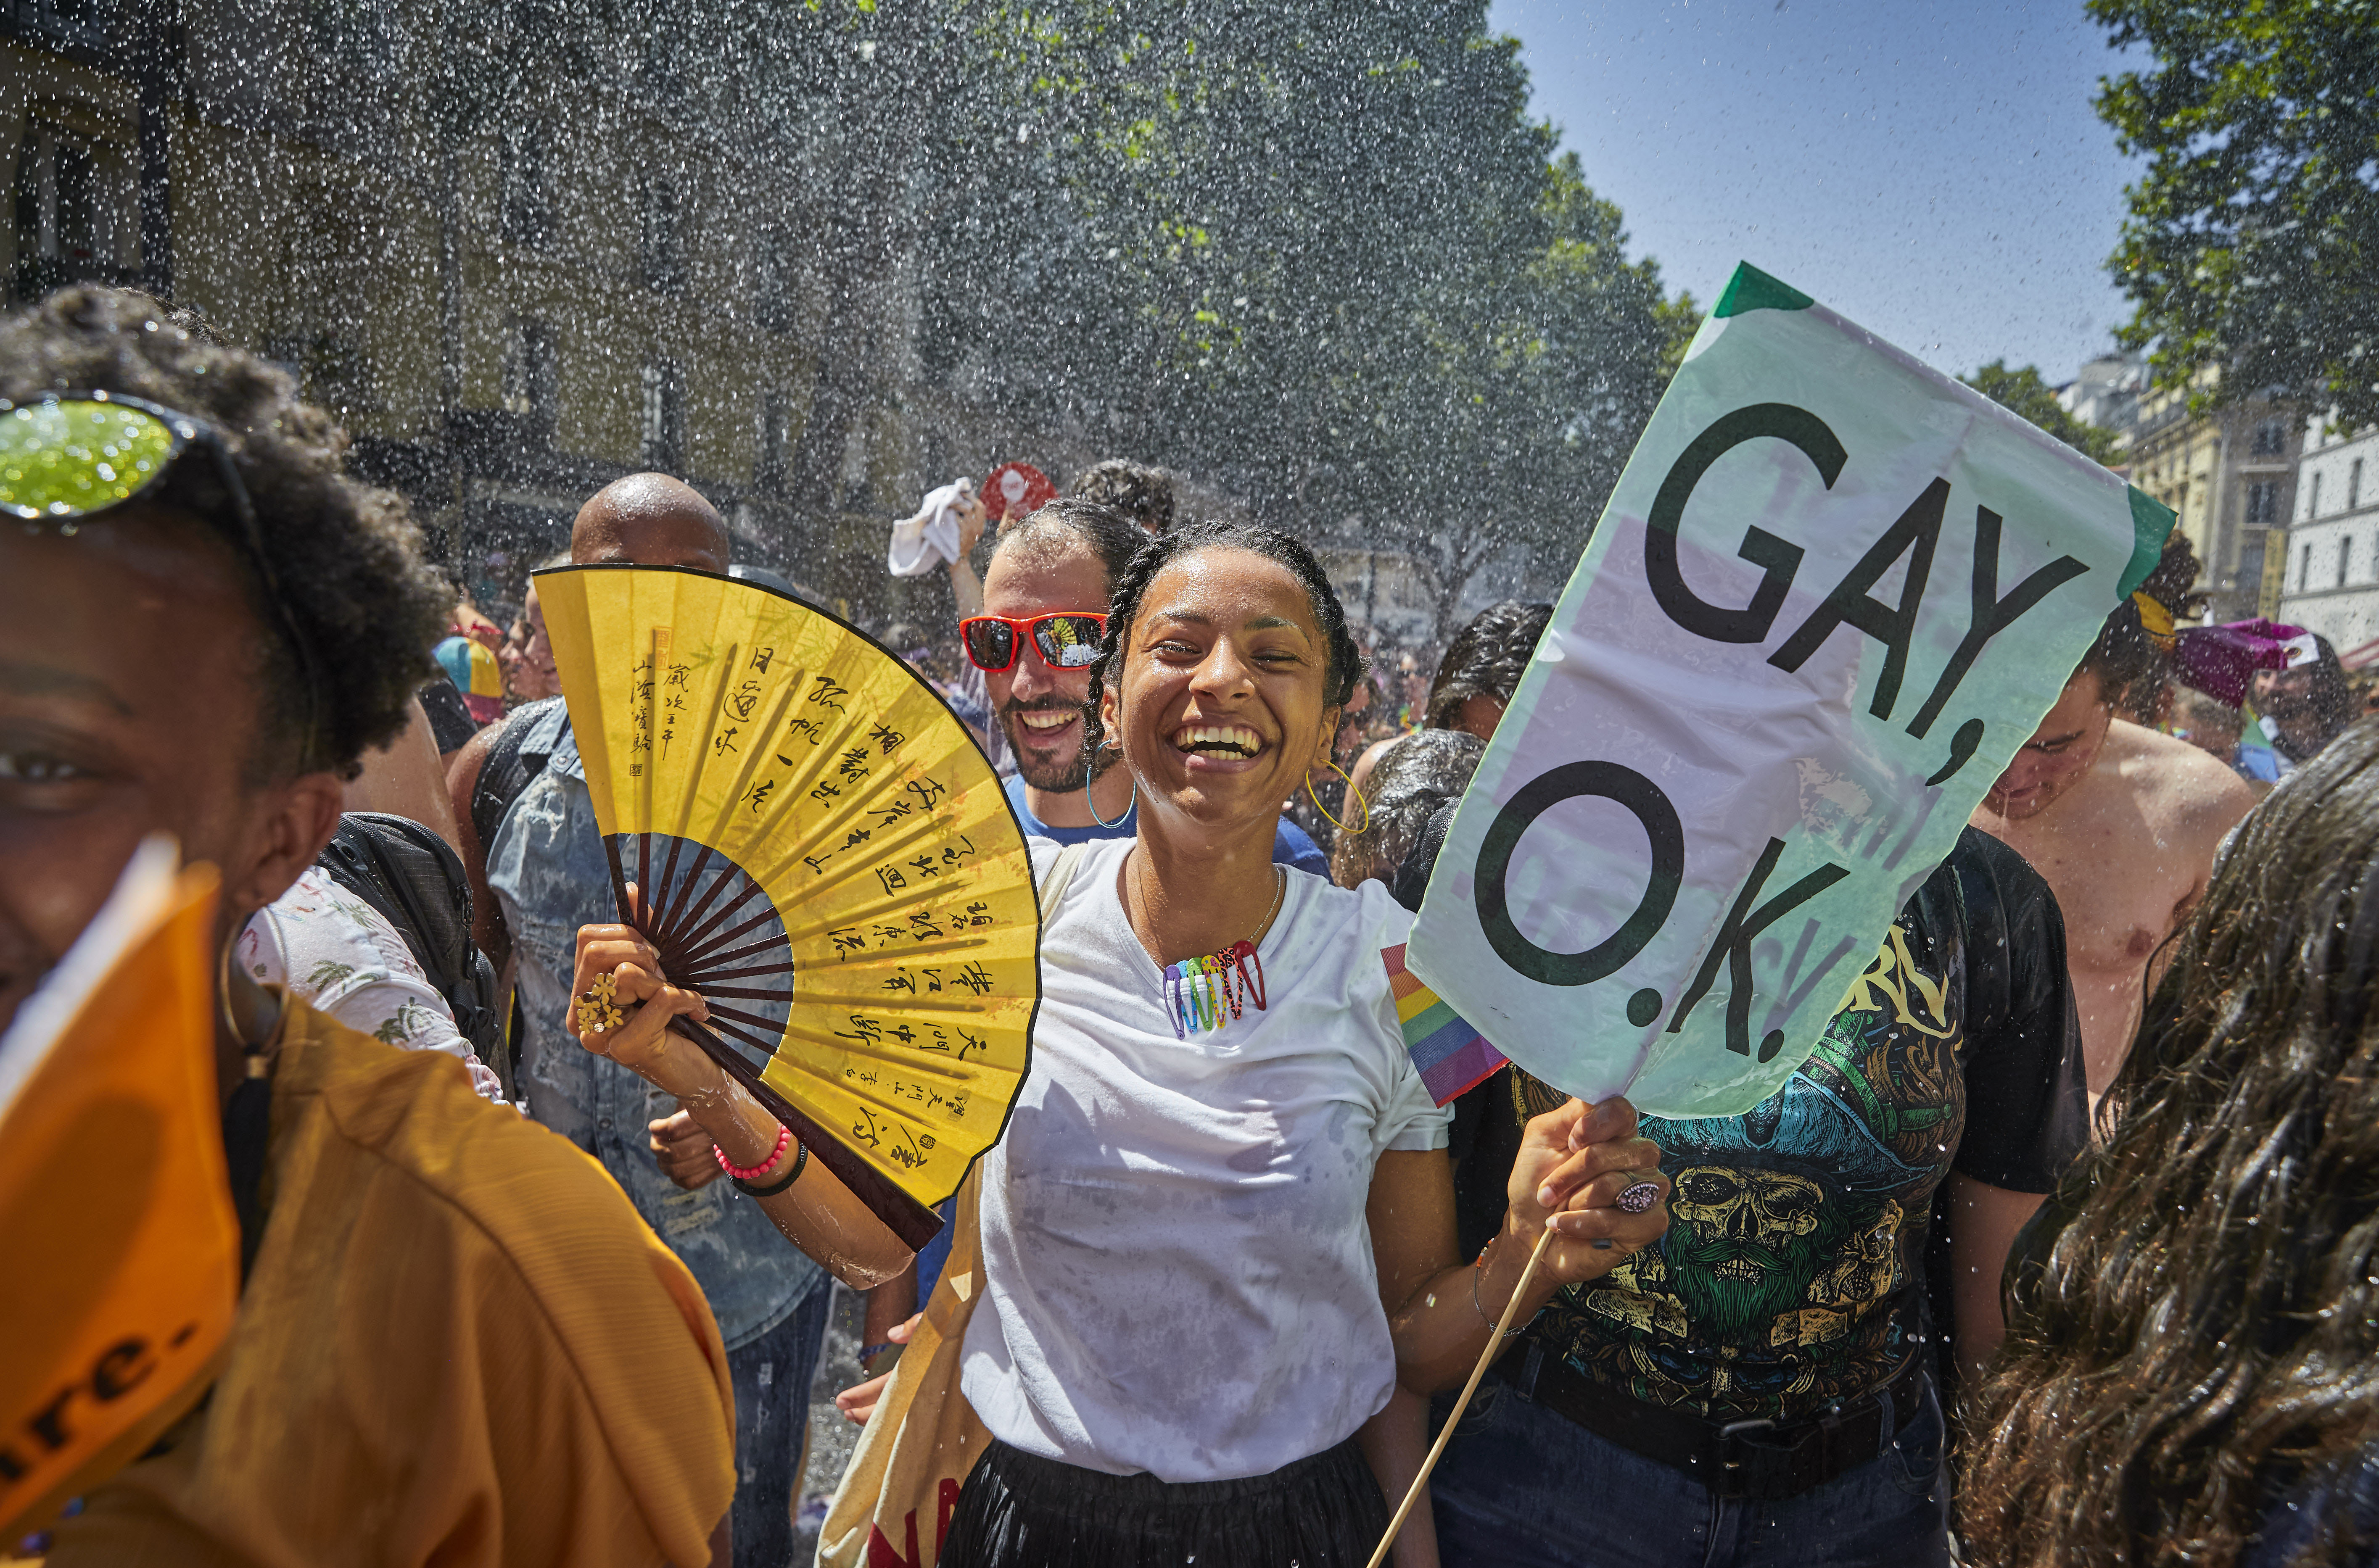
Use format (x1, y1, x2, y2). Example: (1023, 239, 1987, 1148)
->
(1365, 1224, 1557, 1568)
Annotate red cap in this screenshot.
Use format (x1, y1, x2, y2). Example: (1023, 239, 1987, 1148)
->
(984, 461, 1056, 522)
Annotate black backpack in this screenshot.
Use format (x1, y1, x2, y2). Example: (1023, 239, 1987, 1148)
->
(316, 812, 510, 1096)
(470, 696, 565, 853)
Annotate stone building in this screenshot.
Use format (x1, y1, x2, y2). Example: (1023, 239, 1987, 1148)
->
(2125, 367, 2302, 622)
(2275, 419, 2379, 665)
(2058, 352, 2145, 441)
(0, 0, 1075, 629)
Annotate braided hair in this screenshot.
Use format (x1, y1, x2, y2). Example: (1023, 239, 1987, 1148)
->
(1082, 522, 1365, 760)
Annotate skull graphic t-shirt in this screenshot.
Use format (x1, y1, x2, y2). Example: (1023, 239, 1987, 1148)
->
(1455, 827, 2086, 1426)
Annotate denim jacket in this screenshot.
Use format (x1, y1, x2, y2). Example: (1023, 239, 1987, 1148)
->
(486, 702, 823, 1350)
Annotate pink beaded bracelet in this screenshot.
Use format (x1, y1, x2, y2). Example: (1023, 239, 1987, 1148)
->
(714, 1125, 792, 1182)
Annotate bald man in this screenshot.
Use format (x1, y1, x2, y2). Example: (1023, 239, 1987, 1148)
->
(446, 474, 829, 1568)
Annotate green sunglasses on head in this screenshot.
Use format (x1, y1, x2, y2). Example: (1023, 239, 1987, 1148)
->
(0, 391, 323, 767)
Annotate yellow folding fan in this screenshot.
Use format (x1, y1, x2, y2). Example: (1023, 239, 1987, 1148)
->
(539, 565, 1038, 1247)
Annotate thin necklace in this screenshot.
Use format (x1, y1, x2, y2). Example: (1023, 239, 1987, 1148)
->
(1131, 857, 1284, 1040)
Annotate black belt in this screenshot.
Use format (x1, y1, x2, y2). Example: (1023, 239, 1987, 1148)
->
(1495, 1336, 1927, 1502)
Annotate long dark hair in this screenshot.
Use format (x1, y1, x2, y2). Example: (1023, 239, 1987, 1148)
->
(1425, 600, 1551, 729)
(1962, 719, 2379, 1567)
(1081, 522, 1364, 759)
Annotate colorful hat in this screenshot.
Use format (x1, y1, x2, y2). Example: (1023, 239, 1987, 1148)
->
(433, 635, 505, 724)
(2173, 619, 2313, 709)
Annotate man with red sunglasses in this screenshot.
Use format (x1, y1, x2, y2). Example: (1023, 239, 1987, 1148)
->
(950, 498, 1326, 869)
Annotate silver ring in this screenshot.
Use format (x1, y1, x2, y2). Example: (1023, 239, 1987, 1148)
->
(1615, 1181, 1662, 1215)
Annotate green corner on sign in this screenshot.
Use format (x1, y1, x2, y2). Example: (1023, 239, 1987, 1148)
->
(2119, 486, 2178, 598)
(1712, 263, 1815, 319)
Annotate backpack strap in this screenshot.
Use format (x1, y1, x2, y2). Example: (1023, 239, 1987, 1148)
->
(469, 697, 563, 851)
(1038, 842, 1088, 921)
(319, 813, 472, 965)
(316, 813, 507, 1070)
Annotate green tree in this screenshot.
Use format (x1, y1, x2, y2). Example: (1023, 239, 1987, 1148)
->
(1959, 360, 2126, 465)
(2091, 0, 2379, 427)
(915, 1, 1688, 634)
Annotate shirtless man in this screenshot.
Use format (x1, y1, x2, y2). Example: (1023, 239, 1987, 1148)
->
(1972, 603, 2258, 1112)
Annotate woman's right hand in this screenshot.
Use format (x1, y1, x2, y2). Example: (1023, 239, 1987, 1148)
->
(1503, 1096, 1670, 1290)
(570, 907, 716, 1100)
(834, 1313, 923, 1426)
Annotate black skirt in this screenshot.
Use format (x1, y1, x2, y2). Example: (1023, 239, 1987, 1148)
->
(940, 1434, 1390, 1568)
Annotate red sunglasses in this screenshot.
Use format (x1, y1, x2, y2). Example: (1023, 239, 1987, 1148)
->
(959, 611, 1109, 673)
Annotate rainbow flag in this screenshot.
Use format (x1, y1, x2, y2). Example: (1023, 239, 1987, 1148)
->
(1383, 943, 1508, 1105)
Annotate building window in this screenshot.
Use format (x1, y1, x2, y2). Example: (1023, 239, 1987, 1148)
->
(755, 245, 796, 334)
(2354, 459, 2366, 512)
(18, 0, 108, 46)
(2252, 418, 2287, 457)
(501, 318, 557, 419)
(2302, 543, 2314, 594)
(2342, 537, 2353, 589)
(755, 391, 792, 494)
(2247, 481, 2280, 526)
(499, 123, 550, 248)
(2311, 471, 2324, 519)
(641, 358, 685, 472)
(641, 177, 684, 294)
(640, 9, 683, 100)
(11, 116, 128, 291)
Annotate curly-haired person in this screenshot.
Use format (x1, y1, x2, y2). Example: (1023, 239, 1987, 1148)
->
(1068, 457, 1175, 538)
(1346, 601, 1552, 803)
(1964, 718, 2379, 1568)
(0, 287, 735, 1567)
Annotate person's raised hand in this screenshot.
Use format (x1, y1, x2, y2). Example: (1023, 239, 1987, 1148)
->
(955, 493, 987, 558)
(570, 883, 714, 1099)
(834, 1312, 924, 1426)
(1503, 1095, 1669, 1289)
(649, 1108, 723, 1190)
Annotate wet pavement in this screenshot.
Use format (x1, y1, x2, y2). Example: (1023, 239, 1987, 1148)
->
(789, 1282, 867, 1564)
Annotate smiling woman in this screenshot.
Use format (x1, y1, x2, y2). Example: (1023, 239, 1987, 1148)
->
(890, 522, 1675, 1568)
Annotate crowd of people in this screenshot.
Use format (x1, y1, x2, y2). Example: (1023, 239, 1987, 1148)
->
(13, 280, 2379, 1568)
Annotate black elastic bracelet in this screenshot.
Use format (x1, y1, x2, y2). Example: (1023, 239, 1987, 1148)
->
(734, 1139, 807, 1198)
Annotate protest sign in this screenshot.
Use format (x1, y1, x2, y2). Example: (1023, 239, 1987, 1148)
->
(1407, 262, 2173, 1120)
(0, 840, 238, 1542)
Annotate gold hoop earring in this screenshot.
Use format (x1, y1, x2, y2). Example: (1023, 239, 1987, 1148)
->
(218, 929, 248, 1044)
(1087, 741, 1136, 830)
(218, 929, 273, 1070)
(1304, 759, 1371, 836)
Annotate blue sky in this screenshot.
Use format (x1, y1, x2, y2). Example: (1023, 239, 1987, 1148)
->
(1487, 0, 2146, 385)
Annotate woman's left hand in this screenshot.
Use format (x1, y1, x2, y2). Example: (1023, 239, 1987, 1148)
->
(1503, 1096, 1669, 1289)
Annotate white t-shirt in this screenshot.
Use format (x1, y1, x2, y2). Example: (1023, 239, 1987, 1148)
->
(960, 837, 1451, 1482)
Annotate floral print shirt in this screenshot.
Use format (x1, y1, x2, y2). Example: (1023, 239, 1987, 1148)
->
(239, 864, 507, 1104)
